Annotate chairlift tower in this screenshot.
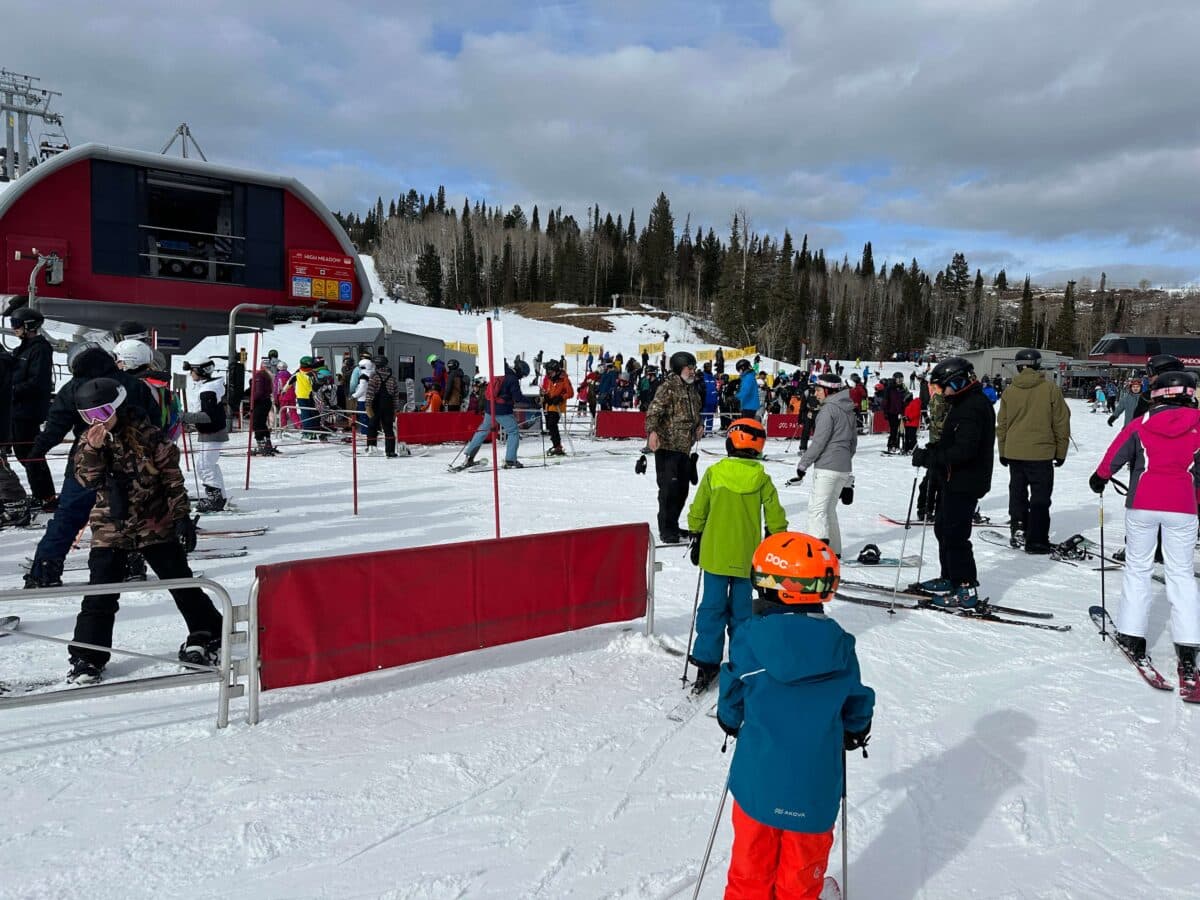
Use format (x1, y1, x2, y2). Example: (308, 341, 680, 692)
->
(0, 69, 65, 181)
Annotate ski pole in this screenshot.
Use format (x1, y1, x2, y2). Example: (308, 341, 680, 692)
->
(842, 747, 849, 900)
(890, 476, 919, 613)
(914, 477, 931, 586)
(1099, 490, 1107, 641)
(691, 761, 732, 900)
(681, 566, 703, 687)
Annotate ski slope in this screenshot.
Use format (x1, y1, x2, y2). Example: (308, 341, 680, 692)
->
(2, 312, 1197, 898)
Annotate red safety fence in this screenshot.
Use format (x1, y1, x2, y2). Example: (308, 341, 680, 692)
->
(255, 523, 652, 690)
(595, 410, 647, 439)
(765, 415, 802, 438)
(395, 411, 484, 444)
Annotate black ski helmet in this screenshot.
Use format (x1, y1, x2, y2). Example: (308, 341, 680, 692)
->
(816, 372, 843, 392)
(447, 358, 460, 371)
(1146, 354, 1184, 378)
(1149, 370, 1197, 405)
(929, 356, 975, 395)
(67, 341, 110, 376)
(669, 351, 697, 375)
(112, 319, 149, 341)
(544, 358, 561, 373)
(374, 354, 389, 367)
(75, 376, 127, 413)
(892, 371, 904, 381)
(10, 306, 44, 330)
(857, 544, 881, 565)
(1014, 348, 1041, 371)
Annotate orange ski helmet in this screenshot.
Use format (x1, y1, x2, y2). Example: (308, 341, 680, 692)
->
(726, 417, 767, 457)
(751, 532, 840, 604)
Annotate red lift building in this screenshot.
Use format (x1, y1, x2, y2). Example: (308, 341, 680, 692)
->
(0, 143, 372, 352)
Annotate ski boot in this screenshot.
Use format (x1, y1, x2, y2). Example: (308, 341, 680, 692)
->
(394, 443, 412, 458)
(24, 558, 64, 590)
(178, 631, 221, 668)
(196, 486, 227, 514)
(0, 499, 32, 529)
(1115, 632, 1148, 662)
(1025, 541, 1054, 555)
(125, 551, 148, 582)
(690, 661, 719, 696)
(1176, 645, 1199, 701)
(503, 459, 524, 469)
(38, 494, 59, 513)
(66, 657, 104, 685)
(1009, 528, 1025, 549)
(929, 584, 981, 610)
(912, 577, 953, 595)
(971, 509, 989, 525)
(548, 445, 566, 457)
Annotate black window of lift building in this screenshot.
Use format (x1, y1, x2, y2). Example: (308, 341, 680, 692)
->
(91, 159, 283, 289)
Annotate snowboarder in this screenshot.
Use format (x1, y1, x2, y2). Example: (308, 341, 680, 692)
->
(716, 531, 874, 899)
(793, 374, 858, 558)
(180, 355, 229, 512)
(1089, 369, 1200, 689)
(65, 377, 223, 684)
(909, 357, 995, 608)
(685, 418, 788, 694)
(645, 351, 703, 543)
(995, 349, 1071, 554)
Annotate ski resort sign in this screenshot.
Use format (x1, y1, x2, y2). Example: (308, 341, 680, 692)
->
(289, 249, 356, 303)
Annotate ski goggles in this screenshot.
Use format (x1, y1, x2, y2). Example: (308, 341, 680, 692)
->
(78, 403, 119, 425)
(752, 568, 839, 600)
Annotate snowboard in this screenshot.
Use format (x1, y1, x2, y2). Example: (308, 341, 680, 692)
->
(843, 554, 921, 568)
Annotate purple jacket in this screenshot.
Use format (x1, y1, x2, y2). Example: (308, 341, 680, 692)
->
(1096, 406, 1200, 514)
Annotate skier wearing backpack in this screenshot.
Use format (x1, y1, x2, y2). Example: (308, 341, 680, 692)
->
(716, 532, 874, 899)
(685, 418, 788, 695)
(444, 359, 468, 411)
(365, 356, 407, 458)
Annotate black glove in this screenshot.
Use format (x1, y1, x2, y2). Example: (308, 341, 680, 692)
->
(840, 484, 854, 505)
(844, 722, 871, 752)
(689, 452, 699, 486)
(910, 447, 928, 468)
(1089, 473, 1107, 494)
(174, 515, 199, 553)
(1106, 415, 1116, 427)
(1054, 458, 1065, 468)
(792, 467, 806, 484)
(635, 454, 647, 475)
(999, 456, 1009, 467)
(718, 717, 740, 739)
(690, 533, 702, 566)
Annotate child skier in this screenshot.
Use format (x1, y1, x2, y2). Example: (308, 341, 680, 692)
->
(716, 531, 874, 899)
(685, 418, 788, 694)
(902, 391, 922, 454)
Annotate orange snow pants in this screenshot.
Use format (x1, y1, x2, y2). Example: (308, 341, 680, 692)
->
(725, 801, 834, 899)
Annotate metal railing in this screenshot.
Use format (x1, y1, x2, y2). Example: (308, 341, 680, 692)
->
(0, 576, 255, 727)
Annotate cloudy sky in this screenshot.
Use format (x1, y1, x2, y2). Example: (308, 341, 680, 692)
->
(6, 0, 1199, 285)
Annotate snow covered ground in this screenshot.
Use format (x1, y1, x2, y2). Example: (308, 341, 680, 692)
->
(2, 296, 1197, 899)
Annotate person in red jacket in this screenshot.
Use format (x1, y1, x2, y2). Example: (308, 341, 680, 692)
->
(848, 375, 868, 434)
(902, 393, 922, 454)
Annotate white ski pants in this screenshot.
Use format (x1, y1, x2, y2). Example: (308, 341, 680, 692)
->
(194, 442, 225, 494)
(1117, 508, 1200, 645)
(807, 469, 852, 556)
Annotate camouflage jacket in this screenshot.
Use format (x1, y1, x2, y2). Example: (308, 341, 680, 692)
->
(645, 373, 702, 453)
(927, 392, 948, 444)
(74, 414, 191, 549)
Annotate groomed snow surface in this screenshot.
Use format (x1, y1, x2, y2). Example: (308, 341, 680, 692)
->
(2, 298, 1197, 899)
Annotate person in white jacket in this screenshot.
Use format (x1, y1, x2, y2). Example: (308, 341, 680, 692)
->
(793, 373, 858, 556)
(353, 359, 374, 441)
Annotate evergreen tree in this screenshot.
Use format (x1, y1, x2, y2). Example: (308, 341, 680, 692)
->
(531, 205, 540, 233)
(859, 241, 874, 278)
(1050, 281, 1077, 353)
(947, 252, 971, 310)
(713, 215, 745, 342)
(994, 269, 1008, 291)
(415, 243, 443, 307)
(1017, 276, 1035, 346)
(639, 192, 676, 299)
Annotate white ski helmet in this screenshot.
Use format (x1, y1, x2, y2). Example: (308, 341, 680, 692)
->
(113, 339, 153, 370)
(183, 354, 215, 376)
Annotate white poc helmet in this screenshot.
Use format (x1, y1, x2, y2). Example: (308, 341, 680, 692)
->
(113, 339, 153, 370)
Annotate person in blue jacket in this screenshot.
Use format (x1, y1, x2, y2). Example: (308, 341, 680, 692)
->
(701, 362, 719, 432)
(457, 362, 524, 469)
(597, 362, 618, 412)
(717, 531, 874, 899)
(735, 360, 759, 419)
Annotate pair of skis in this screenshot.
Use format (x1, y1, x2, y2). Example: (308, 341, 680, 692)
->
(834, 581, 1069, 631)
(1090, 606, 1199, 702)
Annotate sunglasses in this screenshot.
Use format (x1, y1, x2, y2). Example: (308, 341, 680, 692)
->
(78, 404, 118, 425)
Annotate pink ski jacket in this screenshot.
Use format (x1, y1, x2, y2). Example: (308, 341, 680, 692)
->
(1096, 405, 1200, 514)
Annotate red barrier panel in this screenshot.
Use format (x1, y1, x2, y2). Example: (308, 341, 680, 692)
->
(395, 411, 483, 444)
(766, 415, 802, 438)
(256, 523, 651, 690)
(595, 410, 647, 439)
